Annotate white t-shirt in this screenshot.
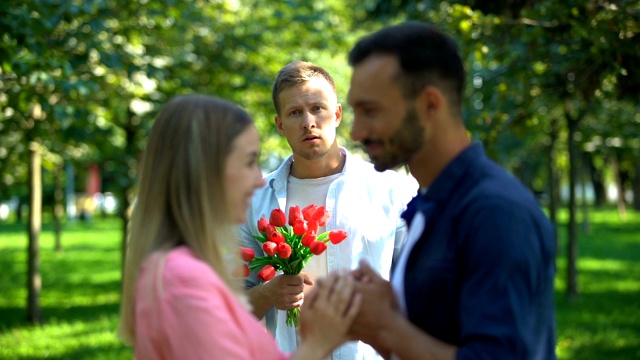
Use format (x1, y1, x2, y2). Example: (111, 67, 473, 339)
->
(274, 172, 341, 352)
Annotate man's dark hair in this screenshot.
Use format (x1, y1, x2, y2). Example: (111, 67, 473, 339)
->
(349, 22, 465, 111)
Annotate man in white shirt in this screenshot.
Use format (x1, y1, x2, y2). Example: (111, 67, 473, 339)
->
(239, 60, 416, 360)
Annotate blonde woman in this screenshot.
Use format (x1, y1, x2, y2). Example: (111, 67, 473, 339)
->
(118, 94, 361, 360)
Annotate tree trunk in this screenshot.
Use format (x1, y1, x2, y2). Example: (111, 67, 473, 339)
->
(633, 161, 640, 211)
(546, 117, 559, 255)
(16, 197, 24, 224)
(585, 152, 606, 207)
(611, 154, 627, 221)
(566, 106, 580, 298)
(120, 118, 138, 281)
(27, 141, 43, 324)
(54, 163, 64, 252)
(580, 153, 590, 235)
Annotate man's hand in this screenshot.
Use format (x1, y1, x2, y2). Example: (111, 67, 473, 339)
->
(264, 273, 314, 310)
(348, 260, 400, 352)
(248, 272, 313, 318)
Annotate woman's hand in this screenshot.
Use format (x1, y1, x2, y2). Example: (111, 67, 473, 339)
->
(294, 271, 362, 359)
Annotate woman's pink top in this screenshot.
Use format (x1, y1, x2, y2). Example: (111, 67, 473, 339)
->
(134, 246, 289, 360)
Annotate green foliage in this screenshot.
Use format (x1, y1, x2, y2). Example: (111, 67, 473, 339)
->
(356, 0, 640, 190)
(0, 0, 362, 199)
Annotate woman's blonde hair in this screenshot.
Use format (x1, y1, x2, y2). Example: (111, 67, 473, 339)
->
(118, 94, 254, 345)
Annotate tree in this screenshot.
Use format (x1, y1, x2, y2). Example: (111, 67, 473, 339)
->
(357, 0, 640, 297)
(2, 0, 363, 324)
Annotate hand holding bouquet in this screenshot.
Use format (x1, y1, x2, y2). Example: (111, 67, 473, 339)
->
(240, 204, 348, 327)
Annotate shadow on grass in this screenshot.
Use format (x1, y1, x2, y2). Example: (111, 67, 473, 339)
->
(0, 302, 120, 332)
(555, 265, 640, 359)
(0, 217, 123, 237)
(570, 345, 640, 360)
(0, 277, 121, 331)
(13, 343, 133, 360)
(1, 218, 124, 334)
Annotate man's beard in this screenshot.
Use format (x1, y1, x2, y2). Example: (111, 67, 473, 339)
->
(372, 106, 424, 172)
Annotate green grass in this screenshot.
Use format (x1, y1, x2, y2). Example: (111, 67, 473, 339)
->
(554, 209, 640, 359)
(0, 218, 132, 359)
(0, 208, 639, 359)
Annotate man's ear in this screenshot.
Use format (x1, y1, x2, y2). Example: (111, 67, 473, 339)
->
(275, 115, 285, 135)
(418, 86, 445, 120)
(335, 103, 343, 127)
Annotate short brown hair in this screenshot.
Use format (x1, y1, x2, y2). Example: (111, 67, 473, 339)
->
(272, 61, 337, 115)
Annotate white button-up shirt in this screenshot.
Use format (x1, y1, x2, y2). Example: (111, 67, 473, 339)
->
(239, 147, 417, 360)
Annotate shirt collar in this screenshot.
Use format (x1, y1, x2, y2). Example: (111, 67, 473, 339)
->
(401, 142, 484, 223)
(424, 142, 485, 202)
(270, 146, 351, 191)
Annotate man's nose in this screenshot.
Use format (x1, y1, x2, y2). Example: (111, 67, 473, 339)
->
(302, 112, 317, 129)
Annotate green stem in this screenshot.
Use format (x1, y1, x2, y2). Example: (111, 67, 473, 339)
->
(286, 307, 301, 328)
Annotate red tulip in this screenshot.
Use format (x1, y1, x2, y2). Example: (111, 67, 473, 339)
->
(277, 242, 292, 259)
(292, 219, 307, 236)
(240, 247, 255, 262)
(257, 265, 276, 282)
(270, 208, 287, 227)
(263, 241, 277, 256)
(317, 213, 331, 227)
(265, 224, 276, 236)
(288, 205, 303, 226)
(309, 241, 327, 255)
(311, 206, 330, 226)
(232, 264, 250, 277)
(328, 230, 348, 244)
(307, 220, 319, 235)
(257, 217, 269, 233)
(302, 204, 317, 221)
(269, 230, 285, 244)
(301, 232, 316, 247)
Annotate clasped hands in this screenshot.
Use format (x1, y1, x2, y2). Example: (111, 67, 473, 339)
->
(262, 261, 400, 355)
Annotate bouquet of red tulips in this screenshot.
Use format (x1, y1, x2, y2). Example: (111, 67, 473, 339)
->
(239, 204, 348, 328)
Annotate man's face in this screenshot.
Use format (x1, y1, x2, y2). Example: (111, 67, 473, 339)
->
(348, 54, 424, 171)
(275, 77, 342, 161)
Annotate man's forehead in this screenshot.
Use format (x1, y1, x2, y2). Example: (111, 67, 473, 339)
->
(348, 55, 400, 104)
(280, 80, 337, 107)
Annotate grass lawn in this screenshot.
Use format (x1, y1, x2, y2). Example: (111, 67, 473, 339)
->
(554, 208, 640, 359)
(0, 218, 132, 359)
(1, 208, 639, 359)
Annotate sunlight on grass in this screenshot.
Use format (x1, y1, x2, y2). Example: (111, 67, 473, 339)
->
(578, 258, 640, 293)
(0, 316, 131, 359)
(0, 218, 133, 359)
(553, 208, 640, 359)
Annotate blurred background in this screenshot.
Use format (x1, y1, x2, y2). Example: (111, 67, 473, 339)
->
(0, 0, 639, 359)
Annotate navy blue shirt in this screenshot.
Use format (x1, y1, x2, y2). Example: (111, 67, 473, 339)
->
(400, 143, 556, 359)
